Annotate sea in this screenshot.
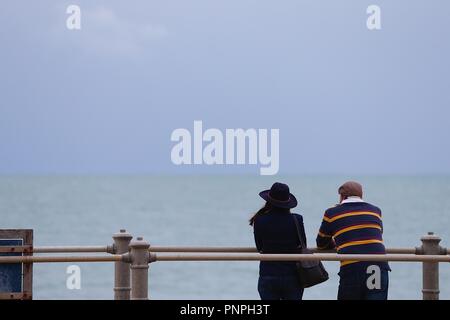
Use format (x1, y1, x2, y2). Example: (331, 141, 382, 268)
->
(1, 175, 449, 300)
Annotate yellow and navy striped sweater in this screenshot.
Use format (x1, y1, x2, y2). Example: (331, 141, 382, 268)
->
(316, 201, 390, 272)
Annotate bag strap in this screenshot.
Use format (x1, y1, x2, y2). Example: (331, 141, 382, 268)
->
(292, 214, 306, 250)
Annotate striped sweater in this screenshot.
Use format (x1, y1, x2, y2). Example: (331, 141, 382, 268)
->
(316, 200, 389, 273)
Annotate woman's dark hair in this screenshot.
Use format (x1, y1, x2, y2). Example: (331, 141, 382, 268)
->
(249, 202, 291, 226)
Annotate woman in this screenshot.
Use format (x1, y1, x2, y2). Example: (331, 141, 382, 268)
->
(250, 182, 307, 300)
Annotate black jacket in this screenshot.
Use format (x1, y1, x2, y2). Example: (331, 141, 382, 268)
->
(253, 209, 307, 277)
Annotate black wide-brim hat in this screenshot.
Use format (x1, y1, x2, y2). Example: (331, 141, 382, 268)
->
(259, 182, 298, 209)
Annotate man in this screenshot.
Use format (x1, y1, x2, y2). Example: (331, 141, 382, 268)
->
(316, 181, 390, 300)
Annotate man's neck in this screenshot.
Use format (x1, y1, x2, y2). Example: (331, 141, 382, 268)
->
(341, 196, 364, 204)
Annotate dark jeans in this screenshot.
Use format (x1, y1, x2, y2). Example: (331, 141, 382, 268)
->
(258, 276, 304, 300)
(338, 268, 389, 300)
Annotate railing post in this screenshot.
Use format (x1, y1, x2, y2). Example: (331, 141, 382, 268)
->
(112, 229, 132, 300)
(420, 232, 441, 300)
(130, 236, 150, 300)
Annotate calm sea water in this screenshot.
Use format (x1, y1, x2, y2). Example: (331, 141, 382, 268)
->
(1, 176, 449, 300)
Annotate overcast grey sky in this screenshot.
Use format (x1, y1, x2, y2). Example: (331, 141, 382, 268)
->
(1, 1, 449, 175)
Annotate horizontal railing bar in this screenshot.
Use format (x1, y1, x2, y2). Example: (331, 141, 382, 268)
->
(0, 245, 33, 253)
(33, 246, 109, 253)
(149, 246, 258, 253)
(8, 245, 447, 255)
(1, 252, 450, 264)
(154, 253, 450, 262)
(0, 293, 29, 300)
(148, 246, 418, 254)
(0, 255, 123, 264)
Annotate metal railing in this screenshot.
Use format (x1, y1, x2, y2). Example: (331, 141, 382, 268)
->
(0, 230, 448, 300)
(31, 245, 424, 254)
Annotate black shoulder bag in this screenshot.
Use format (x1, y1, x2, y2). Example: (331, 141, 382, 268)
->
(292, 215, 329, 288)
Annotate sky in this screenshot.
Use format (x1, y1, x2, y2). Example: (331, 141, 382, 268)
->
(0, 0, 449, 175)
